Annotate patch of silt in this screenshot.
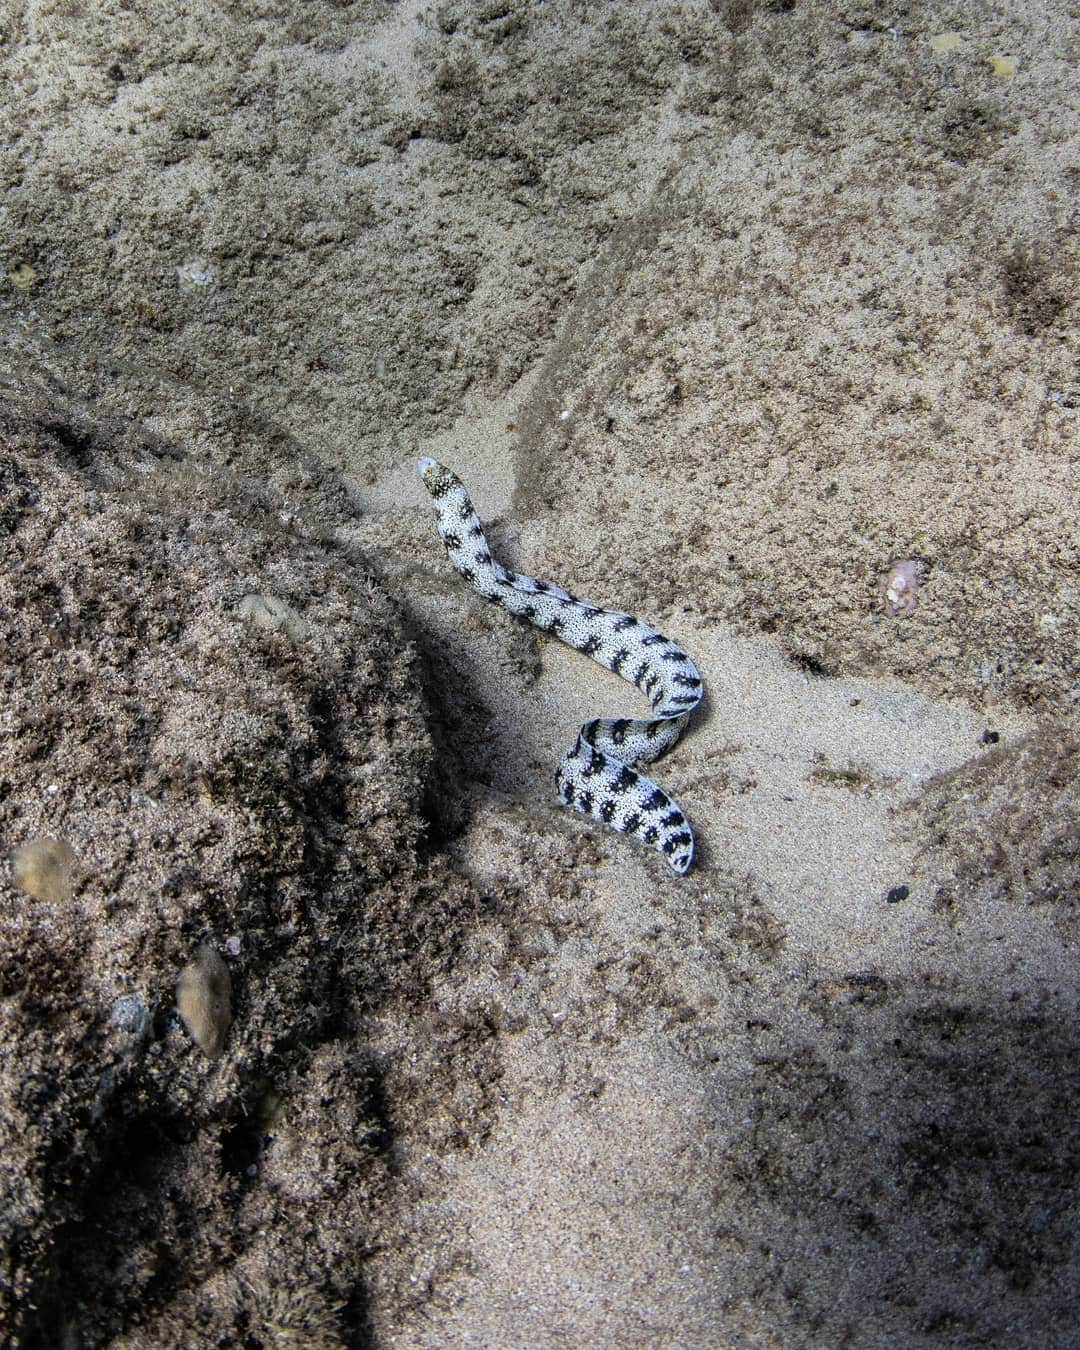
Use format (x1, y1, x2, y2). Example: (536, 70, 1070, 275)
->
(910, 723, 1079, 941)
(0, 379, 477, 1346)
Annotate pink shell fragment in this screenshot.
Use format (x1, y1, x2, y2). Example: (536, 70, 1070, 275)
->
(879, 560, 920, 618)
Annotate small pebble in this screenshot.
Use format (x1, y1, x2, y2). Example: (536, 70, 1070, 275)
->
(109, 994, 151, 1041)
(176, 256, 216, 290)
(11, 837, 76, 903)
(176, 944, 232, 1058)
(886, 884, 910, 904)
(236, 593, 309, 642)
(981, 729, 1000, 745)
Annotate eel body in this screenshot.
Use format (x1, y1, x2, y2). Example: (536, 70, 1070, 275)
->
(418, 457, 701, 874)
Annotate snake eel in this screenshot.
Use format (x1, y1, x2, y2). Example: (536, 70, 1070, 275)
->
(417, 457, 702, 874)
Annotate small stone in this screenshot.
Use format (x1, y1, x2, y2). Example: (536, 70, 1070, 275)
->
(176, 255, 216, 290)
(236, 593, 309, 642)
(110, 994, 151, 1040)
(11, 837, 76, 903)
(886, 884, 910, 904)
(981, 729, 1000, 745)
(8, 262, 37, 291)
(176, 944, 232, 1058)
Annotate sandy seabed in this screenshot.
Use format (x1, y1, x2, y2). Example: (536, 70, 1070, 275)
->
(0, 2, 1077, 1346)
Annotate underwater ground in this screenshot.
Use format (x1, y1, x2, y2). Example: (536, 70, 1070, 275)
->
(1, 1, 1076, 1344)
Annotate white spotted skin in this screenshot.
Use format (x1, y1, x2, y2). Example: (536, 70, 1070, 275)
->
(417, 457, 701, 874)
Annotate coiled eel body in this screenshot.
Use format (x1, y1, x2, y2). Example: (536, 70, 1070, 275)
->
(417, 457, 701, 873)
